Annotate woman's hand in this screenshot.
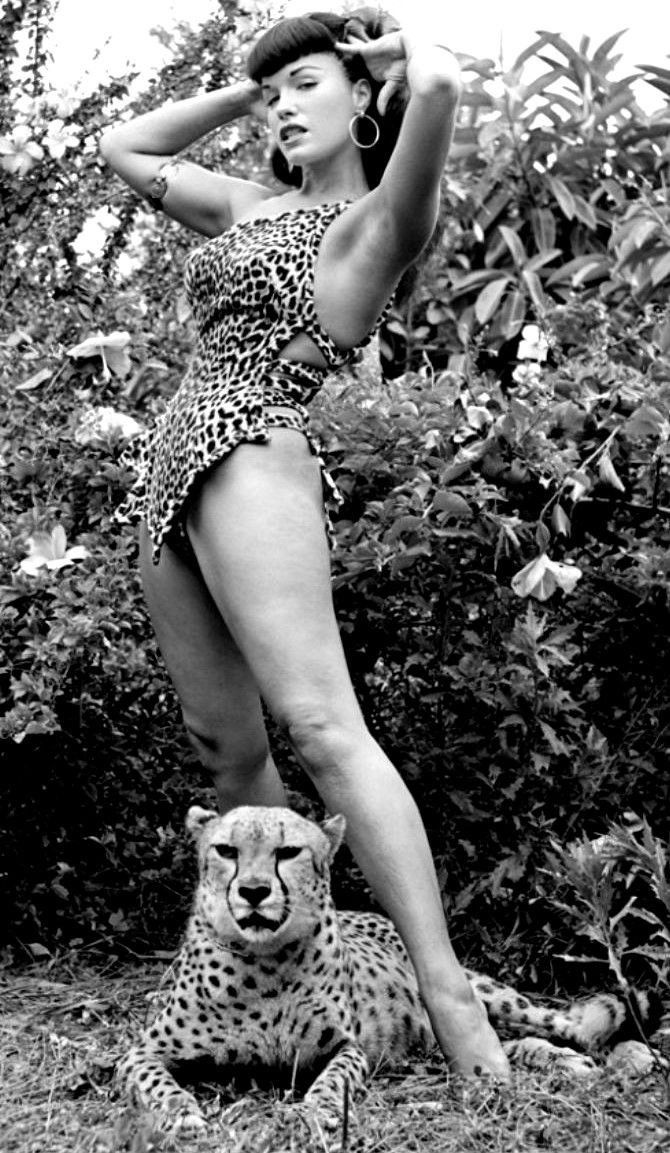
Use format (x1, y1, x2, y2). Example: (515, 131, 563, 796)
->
(336, 28, 407, 116)
(245, 79, 268, 122)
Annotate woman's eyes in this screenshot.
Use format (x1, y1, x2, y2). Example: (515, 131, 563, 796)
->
(266, 81, 316, 106)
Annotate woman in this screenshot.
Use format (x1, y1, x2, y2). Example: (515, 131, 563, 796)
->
(100, 7, 509, 1078)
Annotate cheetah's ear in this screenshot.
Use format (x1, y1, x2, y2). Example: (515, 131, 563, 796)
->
(186, 805, 220, 839)
(322, 813, 346, 860)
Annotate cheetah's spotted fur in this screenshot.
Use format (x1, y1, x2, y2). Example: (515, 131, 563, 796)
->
(118, 806, 657, 1127)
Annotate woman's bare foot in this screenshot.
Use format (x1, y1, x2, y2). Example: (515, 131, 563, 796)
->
(424, 985, 511, 1079)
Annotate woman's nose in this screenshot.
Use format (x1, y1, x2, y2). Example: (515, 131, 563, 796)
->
(276, 91, 297, 118)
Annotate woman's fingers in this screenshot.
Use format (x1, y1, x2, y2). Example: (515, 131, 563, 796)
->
(336, 31, 406, 112)
(335, 35, 370, 55)
(377, 63, 407, 116)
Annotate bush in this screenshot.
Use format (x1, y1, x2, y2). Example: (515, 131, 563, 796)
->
(310, 309, 670, 981)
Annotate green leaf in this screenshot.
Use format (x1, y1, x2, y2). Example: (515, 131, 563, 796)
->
(494, 289, 527, 342)
(642, 73, 670, 98)
(474, 277, 510, 325)
(530, 208, 556, 253)
(593, 30, 627, 65)
(536, 521, 551, 551)
(552, 505, 571, 537)
(524, 248, 562, 273)
(499, 225, 527, 267)
(432, 491, 472, 518)
(523, 68, 565, 101)
(650, 249, 670, 287)
(511, 34, 556, 71)
(522, 269, 548, 315)
(572, 195, 597, 230)
(449, 269, 507, 300)
(638, 63, 670, 82)
(539, 720, 570, 757)
(624, 404, 669, 439)
(571, 259, 609, 287)
(547, 176, 576, 220)
(477, 187, 513, 231)
(16, 366, 52, 392)
(546, 254, 607, 286)
(592, 89, 636, 127)
(614, 218, 658, 262)
(534, 30, 588, 80)
(652, 319, 670, 354)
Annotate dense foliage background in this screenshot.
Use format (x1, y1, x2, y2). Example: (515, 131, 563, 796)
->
(1, 0, 668, 996)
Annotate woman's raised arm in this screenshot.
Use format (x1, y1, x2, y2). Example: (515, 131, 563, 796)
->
(339, 29, 461, 264)
(99, 82, 271, 236)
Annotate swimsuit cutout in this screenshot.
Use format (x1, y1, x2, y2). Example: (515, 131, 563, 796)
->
(118, 201, 390, 564)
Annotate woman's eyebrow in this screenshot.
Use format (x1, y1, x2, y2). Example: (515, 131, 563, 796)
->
(288, 64, 322, 77)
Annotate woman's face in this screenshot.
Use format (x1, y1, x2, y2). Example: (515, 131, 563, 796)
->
(260, 52, 369, 169)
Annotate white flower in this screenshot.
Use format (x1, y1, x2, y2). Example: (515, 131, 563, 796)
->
(512, 362, 542, 386)
(42, 118, 81, 159)
(517, 323, 549, 362)
(71, 207, 120, 263)
(14, 94, 45, 122)
(511, 553, 582, 601)
(74, 405, 144, 446)
(0, 125, 44, 176)
(466, 405, 493, 430)
(67, 330, 131, 380)
(45, 91, 80, 120)
(115, 250, 144, 280)
(19, 526, 89, 576)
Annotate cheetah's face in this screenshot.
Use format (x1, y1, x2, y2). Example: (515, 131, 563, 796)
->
(186, 805, 345, 953)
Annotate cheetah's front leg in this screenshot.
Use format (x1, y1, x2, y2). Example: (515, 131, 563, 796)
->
(117, 1043, 206, 1131)
(302, 1041, 369, 1128)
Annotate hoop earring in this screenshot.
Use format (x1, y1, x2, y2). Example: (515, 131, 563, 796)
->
(348, 111, 380, 150)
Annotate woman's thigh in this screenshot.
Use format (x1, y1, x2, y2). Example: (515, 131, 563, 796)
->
(185, 429, 365, 732)
(138, 523, 269, 759)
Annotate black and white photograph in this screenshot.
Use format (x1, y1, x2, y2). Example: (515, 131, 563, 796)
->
(1, 1, 669, 1149)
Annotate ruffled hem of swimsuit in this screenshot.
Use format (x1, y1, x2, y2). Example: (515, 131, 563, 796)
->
(115, 394, 343, 565)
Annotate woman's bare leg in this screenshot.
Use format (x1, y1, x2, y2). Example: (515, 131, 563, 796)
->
(138, 526, 286, 812)
(185, 429, 510, 1077)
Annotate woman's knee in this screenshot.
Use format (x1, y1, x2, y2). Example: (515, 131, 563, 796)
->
(281, 705, 369, 777)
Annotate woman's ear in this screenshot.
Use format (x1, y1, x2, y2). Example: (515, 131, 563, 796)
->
(352, 77, 372, 114)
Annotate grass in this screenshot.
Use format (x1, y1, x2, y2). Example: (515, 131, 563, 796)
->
(2, 959, 669, 1153)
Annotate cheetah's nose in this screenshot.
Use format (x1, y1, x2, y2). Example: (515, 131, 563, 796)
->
(238, 883, 272, 907)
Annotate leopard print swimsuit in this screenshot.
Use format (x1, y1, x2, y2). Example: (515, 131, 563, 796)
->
(120, 200, 388, 564)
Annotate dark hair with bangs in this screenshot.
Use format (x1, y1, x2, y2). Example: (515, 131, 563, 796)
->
(246, 8, 406, 190)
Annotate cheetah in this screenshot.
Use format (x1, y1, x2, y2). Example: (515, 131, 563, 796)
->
(117, 806, 659, 1128)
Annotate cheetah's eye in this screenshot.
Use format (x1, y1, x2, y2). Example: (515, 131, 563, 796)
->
(275, 846, 303, 861)
(213, 843, 238, 859)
